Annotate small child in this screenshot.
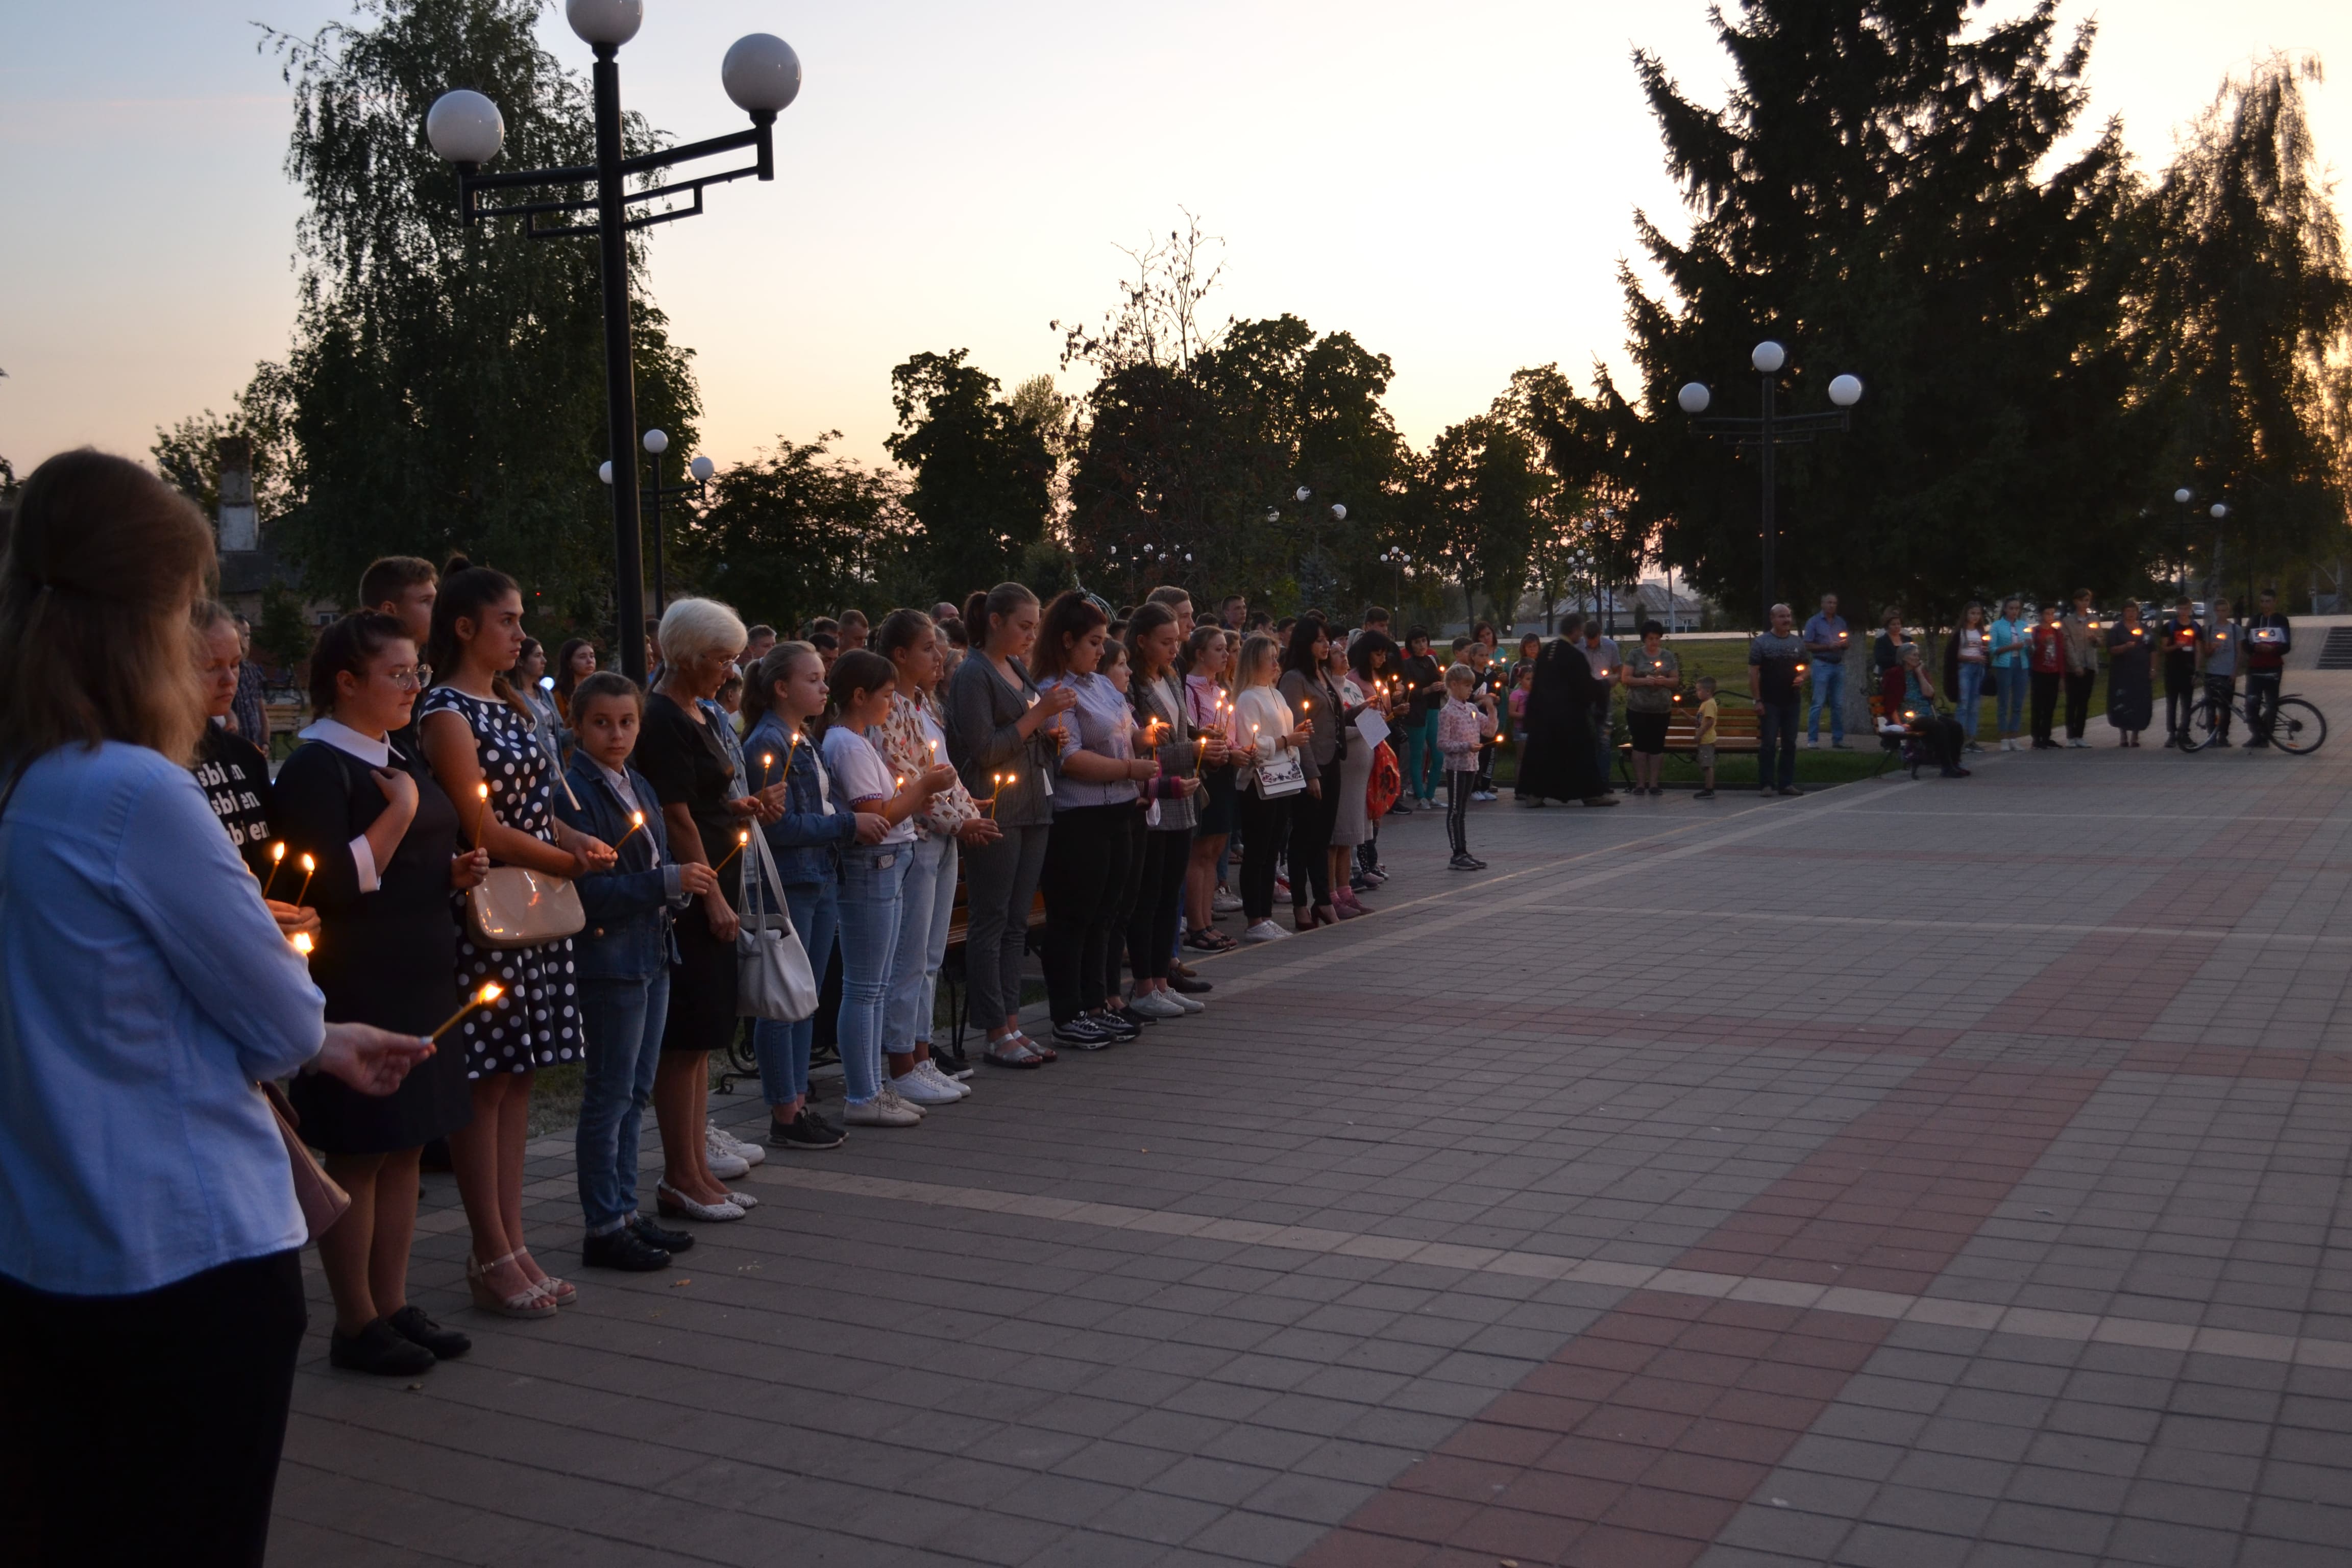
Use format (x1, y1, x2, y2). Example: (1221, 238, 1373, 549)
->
(1436, 663, 1498, 870)
(1693, 676, 1720, 800)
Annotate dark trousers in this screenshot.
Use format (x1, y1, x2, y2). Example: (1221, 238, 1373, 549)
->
(1287, 774, 1339, 908)
(2, 1249, 305, 1568)
(1917, 716, 1967, 769)
(1446, 769, 1474, 856)
(2164, 655, 2198, 740)
(2205, 673, 2237, 741)
(2246, 670, 2283, 743)
(1126, 828, 1190, 983)
(1234, 784, 1293, 922)
(2064, 669, 2096, 739)
(1100, 813, 1147, 1002)
(1756, 698, 1799, 790)
(2030, 671, 2061, 744)
(1040, 804, 1134, 1022)
(1473, 742, 1495, 793)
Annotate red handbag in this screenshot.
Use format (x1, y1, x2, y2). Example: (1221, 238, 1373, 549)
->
(1367, 741, 1403, 819)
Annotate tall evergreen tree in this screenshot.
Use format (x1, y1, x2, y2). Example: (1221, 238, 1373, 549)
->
(1619, 0, 2149, 623)
(2140, 56, 2352, 596)
(250, 0, 700, 622)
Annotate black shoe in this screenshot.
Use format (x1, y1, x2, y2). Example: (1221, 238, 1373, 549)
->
(1449, 854, 1480, 871)
(583, 1227, 672, 1272)
(930, 1043, 974, 1080)
(1169, 971, 1213, 995)
(1095, 1008, 1144, 1040)
(1777, 786, 1804, 797)
(1389, 800, 1413, 815)
(769, 1110, 845, 1152)
(331, 1317, 438, 1377)
(1052, 1015, 1116, 1048)
(630, 1213, 695, 1253)
(385, 1304, 471, 1360)
(1693, 788, 1716, 800)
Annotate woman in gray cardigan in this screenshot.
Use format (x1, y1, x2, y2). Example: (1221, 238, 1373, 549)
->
(941, 583, 1074, 1069)
(1275, 616, 1349, 930)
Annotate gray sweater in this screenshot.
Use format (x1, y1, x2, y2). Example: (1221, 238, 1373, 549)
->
(941, 653, 1057, 829)
(1275, 668, 1343, 782)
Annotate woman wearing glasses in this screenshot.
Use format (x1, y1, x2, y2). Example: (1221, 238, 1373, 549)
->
(275, 613, 491, 1372)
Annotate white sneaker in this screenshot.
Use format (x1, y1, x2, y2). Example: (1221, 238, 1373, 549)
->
(707, 1119, 766, 1168)
(1163, 988, 1206, 1015)
(914, 1060, 970, 1099)
(1212, 886, 1244, 913)
(1242, 920, 1289, 943)
(843, 1094, 922, 1128)
(891, 1068, 961, 1107)
(1128, 989, 1188, 1019)
(702, 1140, 751, 1181)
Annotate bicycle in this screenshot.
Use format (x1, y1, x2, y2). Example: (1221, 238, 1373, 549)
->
(2183, 688, 2328, 754)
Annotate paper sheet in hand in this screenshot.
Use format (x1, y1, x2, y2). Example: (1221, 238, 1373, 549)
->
(1354, 709, 1392, 749)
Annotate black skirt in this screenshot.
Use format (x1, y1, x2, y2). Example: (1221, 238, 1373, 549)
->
(1193, 764, 1237, 835)
(662, 898, 738, 1055)
(1626, 710, 1671, 755)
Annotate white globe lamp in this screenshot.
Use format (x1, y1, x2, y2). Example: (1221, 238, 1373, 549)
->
(642, 428, 669, 455)
(1827, 374, 1864, 408)
(722, 34, 802, 115)
(566, 0, 643, 46)
(689, 455, 715, 482)
(1677, 382, 1711, 415)
(1751, 340, 1786, 375)
(425, 90, 505, 165)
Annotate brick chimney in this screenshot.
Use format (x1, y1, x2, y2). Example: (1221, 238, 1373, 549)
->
(217, 435, 258, 552)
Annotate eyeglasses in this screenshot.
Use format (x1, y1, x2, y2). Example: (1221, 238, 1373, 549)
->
(387, 665, 432, 692)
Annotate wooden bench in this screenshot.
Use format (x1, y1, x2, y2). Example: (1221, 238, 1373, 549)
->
(1615, 701, 1760, 785)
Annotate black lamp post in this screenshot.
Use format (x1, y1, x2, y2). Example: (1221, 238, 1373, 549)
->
(600, 428, 713, 616)
(1678, 342, 1864, 628)
(427, 0, 800, 683)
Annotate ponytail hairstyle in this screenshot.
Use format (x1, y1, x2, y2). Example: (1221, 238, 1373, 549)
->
(825, 648, 895, 719)
(423, 555, 528, 715)
(964, 581, 1039, 651)
(1032, 589, 1109, 678)
(308, 611, 415, 717)
(1124, 600, 1180, 679)
(873, 606, 935, 662)
(742, 641, 821, 731)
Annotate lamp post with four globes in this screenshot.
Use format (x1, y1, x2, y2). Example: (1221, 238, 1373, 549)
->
(426, 0, 800, 683)
(1678, 342, 1863, 629)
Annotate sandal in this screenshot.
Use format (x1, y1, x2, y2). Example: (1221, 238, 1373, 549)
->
(512, 1248, 576, 1307)
(1185, 927, 1238, 953)
(467, 1251, 558, 1319)
(985, 1041, 1046, 1069)
(1012, 1031, 1057, 1063)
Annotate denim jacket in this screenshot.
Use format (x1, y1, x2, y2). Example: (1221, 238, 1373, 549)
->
(554, 755, 688, 983)
(743, 714, 857, 887)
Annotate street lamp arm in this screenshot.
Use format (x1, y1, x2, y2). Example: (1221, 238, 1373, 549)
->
(459, 123, 773, 237)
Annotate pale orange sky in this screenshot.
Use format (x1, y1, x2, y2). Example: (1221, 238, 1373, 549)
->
(2, 1, 2346, 479)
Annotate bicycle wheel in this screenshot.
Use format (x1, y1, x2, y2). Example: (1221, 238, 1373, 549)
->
(2270, 697, 2326, 755)
(2183, 695, 2231, 752)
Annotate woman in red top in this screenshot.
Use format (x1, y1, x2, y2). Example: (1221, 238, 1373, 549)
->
(2027, 606, 2068, 749)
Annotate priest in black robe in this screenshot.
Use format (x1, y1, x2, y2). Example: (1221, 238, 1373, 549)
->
(1514, 615, 1614, 805)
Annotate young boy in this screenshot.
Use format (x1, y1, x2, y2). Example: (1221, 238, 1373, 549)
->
(1693, 676, 1720, 800)
(554, 672, 718, 1272)
(1436, 663, 1497, 870)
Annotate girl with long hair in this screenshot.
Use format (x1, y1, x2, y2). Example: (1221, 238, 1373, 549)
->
(1229, 633, 1304, 944)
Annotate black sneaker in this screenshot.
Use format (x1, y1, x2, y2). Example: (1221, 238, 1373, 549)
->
(330, 1317, 437, 1377)
(1091, 1008, 1142, 1041)
(770, 1109, 845, 1152)
(630, 1213, 695, 1253)
(1449, 854, 1480, 871)
(385, 1304, 471, 1360)
(1052, 1015, 1116, 1048)
(930, 1043, 975, 1080)
(1694, 788, 1716, 800)
(1169, 971, 1213, 995)
(583, 1227, 672, 1272)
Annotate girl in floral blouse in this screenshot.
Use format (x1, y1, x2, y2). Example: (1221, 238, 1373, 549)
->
(873, 609, 1001, 1095)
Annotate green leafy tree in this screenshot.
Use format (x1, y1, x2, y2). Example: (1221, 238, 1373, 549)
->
(1407, 404, 1547, 624)
(682, 433, 910, 632)
(250, 0, 699, 623)
(1616, 0, 2149, 624)
(151, 363, 298, 521)
(2140, 55, 2352, 596)
(886, 350, 1053, 602)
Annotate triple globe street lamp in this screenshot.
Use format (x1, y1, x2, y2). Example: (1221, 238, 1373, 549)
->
(2170, 486, 2229, 601)
(426, 0, 801, 684)
(599, 428, 714, 616)
(1679, 341, 1864, 628)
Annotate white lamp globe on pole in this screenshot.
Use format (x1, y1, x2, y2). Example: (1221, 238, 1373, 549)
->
(1751, 340, 1787, 375)
(721, 34, 802, 115)
(1294, 486, 1312, 503)
(642, 428, 669, 455)
(566, 0, 644, 46)
(1677, 383, 1711, 415)
(1330, 504, 1346, 522)
(1827, 374, 1864, 408)
(2174, 487, 2193, 504)
(690, 456, 715, 482)
(425, 90, 505, 165)
(598, 461, 614, 485)
(2211, 503, 2229, 520)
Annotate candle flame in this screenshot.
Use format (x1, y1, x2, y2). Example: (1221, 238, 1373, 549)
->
(300, 853, 315, 873)
(476, 782, 489, 801)
(271, 842, 287, 863)
(291, 932, 313, 954)
(477, 982, 503, 1005)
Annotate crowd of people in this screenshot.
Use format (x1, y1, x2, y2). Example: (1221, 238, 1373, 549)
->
(0, 447, 2313, 1567)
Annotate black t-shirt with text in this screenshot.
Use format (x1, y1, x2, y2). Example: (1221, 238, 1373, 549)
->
(192, 721, 275, 879)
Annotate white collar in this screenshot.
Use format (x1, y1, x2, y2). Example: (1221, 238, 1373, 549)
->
(300, 716, 393, 767)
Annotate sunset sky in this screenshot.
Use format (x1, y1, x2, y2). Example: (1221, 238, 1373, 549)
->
(4, 1, 2348, 482)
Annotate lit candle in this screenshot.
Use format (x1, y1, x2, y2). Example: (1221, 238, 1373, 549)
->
(291, 931, 314, 956)
(472, 781, 491, 850)
(615, 810, 646, 847)
(295, 853, 317, 906)
(429, 981, 505, 1042)
(261, 841, 288, 899)
(712, 828, 750, 876)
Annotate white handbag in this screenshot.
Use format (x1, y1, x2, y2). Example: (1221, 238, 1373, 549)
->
(1253, 741, 1307, 799)
(736, 826, 819, 1022)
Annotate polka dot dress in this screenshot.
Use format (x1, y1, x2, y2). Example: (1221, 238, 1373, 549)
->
(416, 687, 580, 1077)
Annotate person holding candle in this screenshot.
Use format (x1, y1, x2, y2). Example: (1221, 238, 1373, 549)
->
(873, 608, 1000, 1091)
(1277, 616, 1348, 931)
(2243, 587, 2293, 747)
(1945, 602, 1991, 751)
(2203, 598, 2243, 745)
(1579, 618, 1622, 782)
(418, 559, 616, 1306)
(1343, 629, 1401, 893)
(277, 611, 489, 1362)
(0, 451, 435, 1566)
(633, 598, 784, 1214)
(1396, 627, 1444, 810)
(1325, 629, 1382, 912)
(2061, 590, 2102, 747)
(943, 583, 1073, 1069)
(2159, 597, 2204, 747)
(1802, 593, 1850, 748)
(1748, 603, 1807, 797)
(190, 599, 320, 948)
(1182, 623, 1243, 951)
(553, 670, 718, 1269)
(1231, 632, 1305, 942)
(1093, 638, 1156, 1029)
(1990, 596, 2031, 750)
(2105, 600, 2156, 746)
(1621, 621, 1680, 797)
(1125, 603, 1214, 1011)
(2027, 603, 2068, 748)
(742, 643, 883, 1146)
(825, 649, 961, 1116)
(1515, 616, 1612, 807)
(1888, 643, 1971, 776)
(1436, 663, 1498, 869)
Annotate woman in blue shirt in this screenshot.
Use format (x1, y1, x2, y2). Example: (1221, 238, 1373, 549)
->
(0, 451, 431, 1568)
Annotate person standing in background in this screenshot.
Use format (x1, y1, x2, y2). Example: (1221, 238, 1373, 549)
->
(2203, 598, 2242, 746)
(2028, 603, 2068, 749)
(1396, 627, 1444, 810)
(1802, 593, 1849, 748)
(1620, 621, 1679, 797)
(1990, 596, 2031, 751)
(1749, 603, 1805, 797)
(2243, 587, 2293, 747)
(2104, 602, 2155, 746)
(229, 611, 271, 749)
(2061, 590, 2101, 747)
(1579, 617, 1620, 783)
(2160, 598, 2203, 747)
(1947, 602, 1991, 751)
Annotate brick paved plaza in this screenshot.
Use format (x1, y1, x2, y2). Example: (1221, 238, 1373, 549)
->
(271, 665, 2352, 1568)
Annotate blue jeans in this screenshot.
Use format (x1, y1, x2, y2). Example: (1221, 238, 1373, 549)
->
(837, 843, 914, 1103)
(752, 878, 839, 1108)
(575, 969, 670, 1237)
(1956, 662, 1986, 742)
(1757, 699, 1799, 790)
(1807, 661, 1846, 742)
(1405, 711, 1442, 800)
(1994, 665, 2028, 736)
(888, 834, 959, 1049)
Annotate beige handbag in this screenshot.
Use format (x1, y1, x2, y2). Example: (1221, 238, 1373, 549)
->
(258, 1080, 350, 1243)
(465, 866, 585, 948)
